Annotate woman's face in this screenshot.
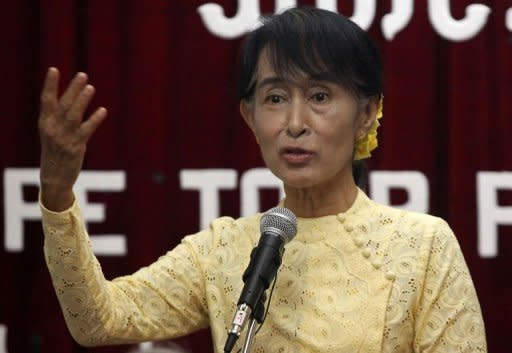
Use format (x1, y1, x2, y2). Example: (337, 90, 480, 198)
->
(241, 52, 376, 190)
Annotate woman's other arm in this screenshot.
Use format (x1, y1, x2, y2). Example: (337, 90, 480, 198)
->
(39, 69, 209, 345)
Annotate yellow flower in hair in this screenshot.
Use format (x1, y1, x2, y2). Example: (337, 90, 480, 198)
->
(354, 96, 383, 160)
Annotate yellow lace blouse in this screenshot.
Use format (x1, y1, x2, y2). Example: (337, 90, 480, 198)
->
(41, 189, 486, 352)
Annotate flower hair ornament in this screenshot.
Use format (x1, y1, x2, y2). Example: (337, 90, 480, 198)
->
(354, 95, 383, 160)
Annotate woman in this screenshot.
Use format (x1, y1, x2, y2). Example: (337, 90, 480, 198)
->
(39, 7, 486, 353)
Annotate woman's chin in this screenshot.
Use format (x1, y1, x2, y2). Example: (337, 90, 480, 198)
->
(279, 173, 319, 189)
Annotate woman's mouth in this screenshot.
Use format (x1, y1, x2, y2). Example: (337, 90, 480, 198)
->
(280, 147, 315, 164)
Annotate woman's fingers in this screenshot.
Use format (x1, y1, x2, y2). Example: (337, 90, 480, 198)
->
(67, 84, 96, 125)
(58, 72, 88, 117)
(39, 67, 107, 143)
(80, 107, 108, 141)
(40, 67, 59, 118)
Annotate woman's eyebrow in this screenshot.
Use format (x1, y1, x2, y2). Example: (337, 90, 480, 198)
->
(256, 76, 285, 91)
(255, 73, 338, 92)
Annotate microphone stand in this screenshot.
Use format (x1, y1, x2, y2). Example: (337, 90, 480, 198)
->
(241, 318, 258, 353)
(240, 294, 266, 353)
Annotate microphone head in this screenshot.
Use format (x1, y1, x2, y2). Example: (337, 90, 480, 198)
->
(260, 207, 298, 243)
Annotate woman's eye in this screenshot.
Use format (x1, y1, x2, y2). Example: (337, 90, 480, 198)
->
(266, 95, 283, 104)
(312, 92, 328, 102)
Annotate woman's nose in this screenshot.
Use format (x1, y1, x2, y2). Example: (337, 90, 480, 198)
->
(286, 100, 309, 138)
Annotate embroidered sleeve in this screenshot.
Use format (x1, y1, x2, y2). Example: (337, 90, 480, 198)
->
(41, 198, 209, 346)
(414, 220, 487, 353)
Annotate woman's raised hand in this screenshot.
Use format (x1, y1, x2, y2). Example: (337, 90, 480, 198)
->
(39, 68, 107, 211)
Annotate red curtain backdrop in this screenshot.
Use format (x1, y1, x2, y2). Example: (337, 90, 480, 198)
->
(0, 1, 510, 352)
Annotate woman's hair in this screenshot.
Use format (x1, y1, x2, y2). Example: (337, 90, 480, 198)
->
(238, 7, 383, 188)
(238, 7, 383, 102)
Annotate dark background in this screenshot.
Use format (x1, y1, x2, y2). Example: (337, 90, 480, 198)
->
(0, 1, 510, 352)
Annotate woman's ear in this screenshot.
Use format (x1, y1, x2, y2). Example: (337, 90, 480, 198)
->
(356, 95, 379, 140)
(240, 100, 260, 144)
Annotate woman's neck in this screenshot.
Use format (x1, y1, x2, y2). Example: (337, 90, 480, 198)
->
(283, 176, 358, 218)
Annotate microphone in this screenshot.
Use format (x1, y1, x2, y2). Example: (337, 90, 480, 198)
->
(224, 207, 297, 353)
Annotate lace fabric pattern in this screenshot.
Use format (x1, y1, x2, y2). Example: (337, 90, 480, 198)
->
(41, 189, 487, 352)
